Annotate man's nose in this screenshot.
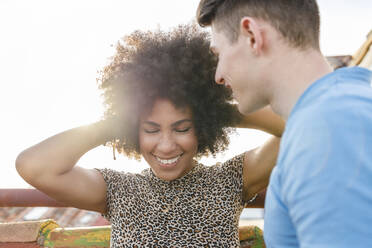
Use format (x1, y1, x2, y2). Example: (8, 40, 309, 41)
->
(215, 75, 225, 85)
(215, 65, 225, 85)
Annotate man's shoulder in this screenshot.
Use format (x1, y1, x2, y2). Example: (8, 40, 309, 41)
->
(291, 82, 372, 127)
(292, 68, 372, 119)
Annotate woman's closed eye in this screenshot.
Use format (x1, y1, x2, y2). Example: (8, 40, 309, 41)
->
(144, 129, 160, 134)
(175, 127, 191, 133)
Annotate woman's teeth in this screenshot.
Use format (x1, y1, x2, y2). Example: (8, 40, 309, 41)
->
(156, 155, 181, 164)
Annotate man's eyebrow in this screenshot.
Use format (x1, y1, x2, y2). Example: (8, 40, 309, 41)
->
(171, 119, 193, 127)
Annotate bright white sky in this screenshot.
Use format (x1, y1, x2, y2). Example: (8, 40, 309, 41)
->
(0, 0, 371, 188)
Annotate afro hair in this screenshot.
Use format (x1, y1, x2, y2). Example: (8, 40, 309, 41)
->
(97, 23, 241, 159)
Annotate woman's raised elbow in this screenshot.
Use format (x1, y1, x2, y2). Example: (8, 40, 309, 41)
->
(15, 149, 40, 183)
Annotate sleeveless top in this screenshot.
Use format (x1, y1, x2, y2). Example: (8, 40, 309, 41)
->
(97, 153, 246, 247)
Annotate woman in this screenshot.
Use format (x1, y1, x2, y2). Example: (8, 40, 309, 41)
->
(16, 24, 284, 247)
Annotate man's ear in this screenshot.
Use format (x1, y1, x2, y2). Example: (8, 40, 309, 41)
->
(240, 17, 263, 55)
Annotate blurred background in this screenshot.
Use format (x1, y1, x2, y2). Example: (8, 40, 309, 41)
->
(0, 0, 371, 189)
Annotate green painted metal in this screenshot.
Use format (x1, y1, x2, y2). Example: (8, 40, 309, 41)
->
(42, 225, 110, 248)
(239, 225, 266, 248)
(29, 219, 265, 247)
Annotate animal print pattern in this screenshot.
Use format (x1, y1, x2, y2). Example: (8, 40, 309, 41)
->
(97, 153, 246, 247)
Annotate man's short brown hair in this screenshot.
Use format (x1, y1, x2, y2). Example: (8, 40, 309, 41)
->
(197, 0, 320, 49)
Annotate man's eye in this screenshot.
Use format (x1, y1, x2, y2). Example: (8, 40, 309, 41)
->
(144, 129, 159, 134)
(175, 127, 191, 133)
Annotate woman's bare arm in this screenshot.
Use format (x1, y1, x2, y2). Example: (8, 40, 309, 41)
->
(236, 105, 285, 137)
(237, 106, 285, 201)
(15, 120, 116, 213)
(243, 136, 280, 201)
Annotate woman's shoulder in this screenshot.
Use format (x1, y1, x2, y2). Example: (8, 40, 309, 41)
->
(195, 153, 245, 183)
(95, 168, 151, 186)
(206, 152, 245, 172)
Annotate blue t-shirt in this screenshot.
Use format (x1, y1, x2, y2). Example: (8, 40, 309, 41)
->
(264, 67, 372, 248)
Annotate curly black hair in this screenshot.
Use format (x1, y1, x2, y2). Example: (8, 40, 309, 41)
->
(97, 24, 241, 159)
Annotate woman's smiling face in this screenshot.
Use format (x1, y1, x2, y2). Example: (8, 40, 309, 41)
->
(139, 98, 198, 181)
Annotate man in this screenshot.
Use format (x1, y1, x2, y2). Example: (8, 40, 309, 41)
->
(197, 0, 372, 247)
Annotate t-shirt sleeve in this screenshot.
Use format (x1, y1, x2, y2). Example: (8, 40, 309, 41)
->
(95, 168, 131, 222)
(212, 153, 246, 207)
(281, 101, 372, 247)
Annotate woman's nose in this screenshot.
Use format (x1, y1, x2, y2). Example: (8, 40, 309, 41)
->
(156, 134, 177, 154)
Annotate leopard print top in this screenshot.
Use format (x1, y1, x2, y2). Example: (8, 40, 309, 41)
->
(97, 153, 246, 247)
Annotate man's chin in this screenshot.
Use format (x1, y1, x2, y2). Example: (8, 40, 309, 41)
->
(237, 102, 255, 115)
(238, 101, 268, 115)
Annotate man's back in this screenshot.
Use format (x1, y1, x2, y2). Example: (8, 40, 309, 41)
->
(264, 66, 372, 247)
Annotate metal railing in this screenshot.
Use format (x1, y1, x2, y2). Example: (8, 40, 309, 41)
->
(0, 188, 265, 208)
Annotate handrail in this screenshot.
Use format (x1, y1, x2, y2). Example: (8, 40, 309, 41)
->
(0, 188, 265, 208)
(0, 189, 68, 207)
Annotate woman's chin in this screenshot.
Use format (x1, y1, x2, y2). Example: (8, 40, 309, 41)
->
(153, 170, 179, 181)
